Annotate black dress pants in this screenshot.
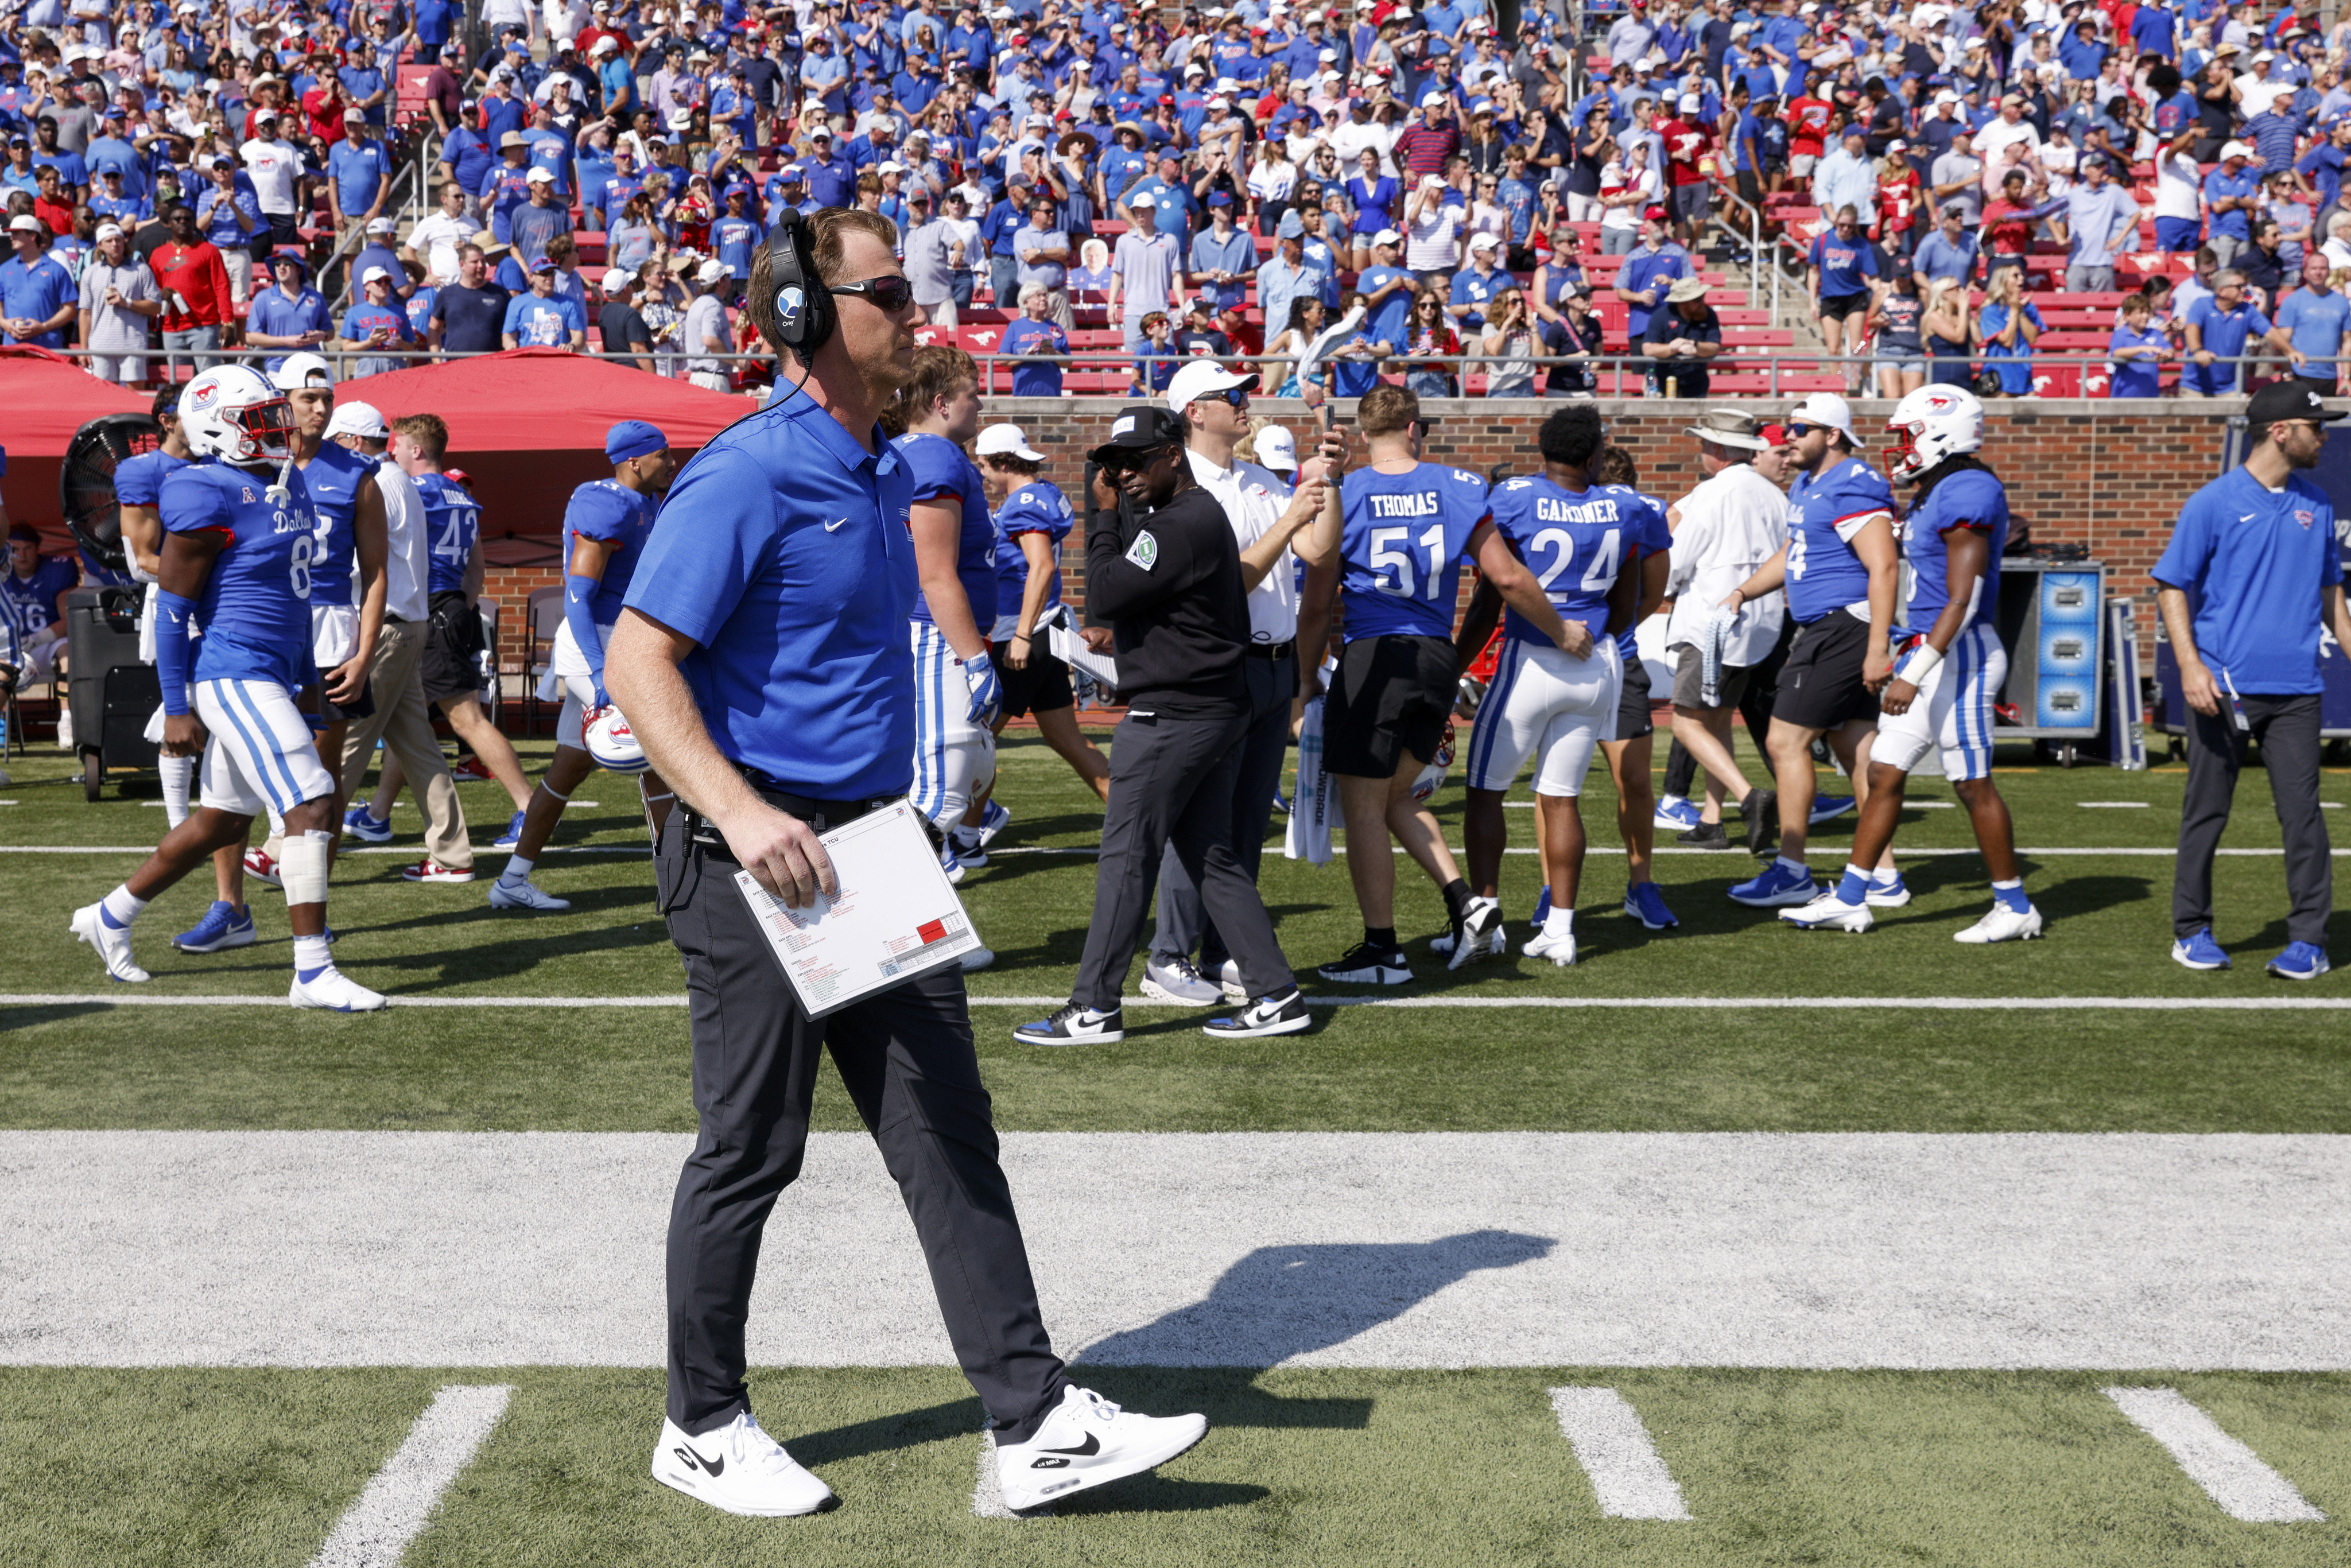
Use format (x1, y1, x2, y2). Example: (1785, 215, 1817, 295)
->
(1150, 651, 1295, 972)
(2173, 693, 2332, 945)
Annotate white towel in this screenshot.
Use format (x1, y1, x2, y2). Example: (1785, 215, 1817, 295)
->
(1285, 693, 1334, 865)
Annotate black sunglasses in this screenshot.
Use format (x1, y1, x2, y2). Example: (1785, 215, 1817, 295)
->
(1099, 443, 1179, 475)
(1210, 386, 1250, 408)
(830, 274, 914, 311)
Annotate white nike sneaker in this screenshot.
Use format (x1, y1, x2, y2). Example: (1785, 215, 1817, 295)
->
(289, 967, 387, 1012)
(1429, 926, 1508, 960)
(1208, 958, 1247, 1003)
(488, 877, 572, 911)
(71, 903, 150, 984)
(1446, 895, 1503, 971)
(1522, 927, 1577, 967)
(651, 1411, 836, 1517)
(996, 1387, 1209, 1513)
(1781, 888, 1874, 933)
(959, 944, 995, 972)
(1953, 903, 2044, 944)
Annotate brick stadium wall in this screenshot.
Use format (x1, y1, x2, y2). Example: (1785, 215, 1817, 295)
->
(479, 395, 2247, 689)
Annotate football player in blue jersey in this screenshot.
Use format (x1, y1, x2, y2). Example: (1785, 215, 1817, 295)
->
(1719, 393, 1904, 909)
(1315, 385, 1576, 985)
(1784, 387, 2042, 941)
(886, 346, 1006, 916)
(1452, 406, 1642, 968)
(69, 364, 385, 1011)
(495, 420, 680, 911)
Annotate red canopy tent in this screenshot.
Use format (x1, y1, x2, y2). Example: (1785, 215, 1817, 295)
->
(0, 347, 154, 548)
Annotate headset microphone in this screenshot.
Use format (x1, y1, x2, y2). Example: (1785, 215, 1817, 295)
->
(765, 208, 836, 366)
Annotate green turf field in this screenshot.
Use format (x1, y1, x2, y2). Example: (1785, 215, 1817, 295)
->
(3, 730, 2346, 1565)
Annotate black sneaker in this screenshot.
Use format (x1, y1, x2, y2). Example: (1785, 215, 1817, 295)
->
(1013, 1003, 1124, 1046)
(1201, 988, 1311, 1038)
(1677, 821, 1732, 850)
(1315, 942, 1414, 985)
(1740, 789, 1778, 856)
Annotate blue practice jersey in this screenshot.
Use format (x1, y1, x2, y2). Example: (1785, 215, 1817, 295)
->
(992, 479, 1074, 619)
(1339, 462, 1493, 641)
(112, 449, 192, 509)
(2153, 466, 2343, 696)
(894, 431, 999, 628)
(1487, 474, 1630, 646)
(1783, 456, 1894, 623)
(1902, 465, 2008, 633)
(414, 472, 481, 595)
(298, 440, 375, 609)
(161, 460, 317, 688)
(564, 478, 658, 620)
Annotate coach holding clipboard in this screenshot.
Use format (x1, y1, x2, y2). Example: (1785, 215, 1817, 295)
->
(606, 207, 1208, 1521)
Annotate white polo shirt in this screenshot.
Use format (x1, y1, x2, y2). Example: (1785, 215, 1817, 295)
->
(1186, 446, 1299, 646)
(1665, 459, 1788, 665)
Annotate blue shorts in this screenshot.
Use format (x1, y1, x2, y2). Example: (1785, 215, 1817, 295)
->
(2155, 216, 2202, 253)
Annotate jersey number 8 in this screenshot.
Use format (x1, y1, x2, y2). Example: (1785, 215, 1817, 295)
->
(289, 533, 315, 600)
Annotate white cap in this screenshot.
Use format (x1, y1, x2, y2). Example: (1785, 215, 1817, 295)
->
(1678, 91, 1701, 110)
(1419, 90, 1446, 106)
(1933, 88, 1961, 105)
(1371, 227, 1402, 246)
(975, 422, 1046, 461)
(525, 166, 557, 183)
(93, 222, 124, 242)
(270, 351, 336, 390)
(324, 399, 388, 438)
(603, 266, 633, 292)
(1467, 231, 1501, 251)
(697, 257, 730, 284)
(1163, 358, 1262, 413)
(1788, 390, 1857, 444)
(2253, 49, 2274, 62)
(367, 215, 396, 232)
(1252, 424, 1298, 472)
(6, 214, 41, 234)
(2220, 139, 2252, 160)
(360, 264, 392, 284)
(592, 35, 619, 53)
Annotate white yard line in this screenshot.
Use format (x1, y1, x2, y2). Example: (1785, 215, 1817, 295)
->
(2101, 1387, 2326, 1523)
(1548, 1388, 1691, 1520)
(2077, 802, 2151, 809)
(7, 844, 2342, 858)
(3, 1131, 2346, 1371)
(8, 992, 2351, 1012)
(308, 1384, 514, 1567)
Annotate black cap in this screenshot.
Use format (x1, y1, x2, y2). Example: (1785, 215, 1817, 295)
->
(2245, 381, 2346, 425)
(1087, 406, 1188, 465)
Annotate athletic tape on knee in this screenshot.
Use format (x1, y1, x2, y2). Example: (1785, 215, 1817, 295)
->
(281, 830, 335, 906)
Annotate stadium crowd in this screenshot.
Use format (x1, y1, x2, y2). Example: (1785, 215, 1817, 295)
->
(2, 0, 2349, 395)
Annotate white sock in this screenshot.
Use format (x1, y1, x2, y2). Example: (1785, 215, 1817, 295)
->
(499, 854, 535, 884)
(1873, 865, 1902, 884)
(1544, 905, 1575, 937)
(293, 933, 332, 976)
(1844, 862, 1871, 886)
(100, 883, 149, 926)
(1776, 855, 1809, 877)
(159, 754, 195, 827)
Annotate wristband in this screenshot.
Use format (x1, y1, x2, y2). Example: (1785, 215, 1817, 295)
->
(1898, 642, 1943, 685)
(155, 588, 199, 716)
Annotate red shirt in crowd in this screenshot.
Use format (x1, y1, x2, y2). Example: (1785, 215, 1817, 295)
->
(1658, 117, 1714, 187)
(1392, 120, 1462, 180)
(1876, 165, 1922, 236)
(151, 238, 235, 331)
(1786, 95, 1835, 160)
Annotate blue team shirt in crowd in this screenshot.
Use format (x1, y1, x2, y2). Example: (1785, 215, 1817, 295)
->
(2108, 323, 2170, 398)
(1339, 461, 1494, 640)
(2183, 296, 2272, 394)
(1901, 466, 2009, 631)
(160, 460, 316, 688)
(0, 553, 77, 636)
(1613, 243, 1689, 338)
(246, 286, 331, 372)
(0, 252, 77, 348)
(624, 394, 918, 798)
(1784, 456, 1894, 623)
(1487, 474, 1630, 646)
(502, 292, 585, 346)
(992, 479, 1074, 621)
(2153, 466, 2342, 696)
(999, 315, 1067, 397)
(894, 430, 1000, 627)
(2276, 288, 2349, 382)
(328, 137, 391, 215)
(1809, 229, 1880, 297)
(565, 478, 659, 620)
(298, 441, 377, 609)
(711, 212, 761, 279)
(415, 472, 481, 595)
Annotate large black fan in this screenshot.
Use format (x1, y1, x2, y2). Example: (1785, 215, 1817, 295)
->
(59, 413, 164, 573)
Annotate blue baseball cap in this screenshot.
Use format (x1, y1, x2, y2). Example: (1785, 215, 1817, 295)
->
(606, 420, 668, 464)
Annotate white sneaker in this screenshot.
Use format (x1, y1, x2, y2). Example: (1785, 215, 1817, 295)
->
(1446, 895, 1503, 971)
(1429, 926, 1508, 960)
(289, 966, 387, 1011)
(489, 877, 572, 911)
(1954, 903, 2044, 944)
(71, 903, 150, 984)
(1208, 957, 1246, 1002)
(1781, 889, 1874, 933)
(996, 1387, 1209, 1513)
(959, 944, 995, 972)
(650, 1411, 836, 1517)
(1522, 926, 1577, 967)
(242, 847, 283, 888)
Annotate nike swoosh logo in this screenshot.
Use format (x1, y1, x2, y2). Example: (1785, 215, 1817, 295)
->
(825, 517, 849, 533)
(1041, 1431, 1101, 1457)
(677, 1443, 725, 1477)
(2239, 513, 2257, 522)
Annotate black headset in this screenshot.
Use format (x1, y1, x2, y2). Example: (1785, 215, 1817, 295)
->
(764, 208, 835, 366)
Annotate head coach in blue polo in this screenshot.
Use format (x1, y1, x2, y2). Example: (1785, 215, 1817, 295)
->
(2154, 380, 2351, 981)
(604, 207, 1207, 1519)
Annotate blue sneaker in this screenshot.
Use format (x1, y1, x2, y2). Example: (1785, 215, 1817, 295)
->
(2267, 941, 2331, 981)
(1865, 872, 1912, 908)
(342, 805, 393, 844)
(971, 799, 1012, 849)
(1810, 794, 1856, 825)
(491, 808, 527, 851)
(173, 900, 256, 953)
(2171, 927, 2230, 971)
(1531, 883, 1553, 926)
(1623, 882, 1679, 930)
(1652, 795, 1702, 832)
(1729, 861, 1820, 907)
(941, 842, 967, 887)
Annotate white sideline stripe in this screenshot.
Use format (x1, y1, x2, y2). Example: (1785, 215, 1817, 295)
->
(10, 992, 2351, 1013)
(971, 1431, 1053, 1520)
(308, 1384, 514, 1568)
(1549, 1388, 1691, 1520)
(10, 844, 2348, 859)
(2101, 1387, 2326, 1523)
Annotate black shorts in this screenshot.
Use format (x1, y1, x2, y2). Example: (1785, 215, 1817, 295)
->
(320, 681, 375, 724)
(1773, 610, 1881, 732)
(1615, 645, 1653, 739)
(1325, 633, 1458, 779)
(420, 590, 487, 704)
(991, 641, 1073, 717)
(1819, 292, 1871, 322)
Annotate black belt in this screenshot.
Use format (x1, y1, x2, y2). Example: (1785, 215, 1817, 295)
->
(685, 772, 902, 850)
(1245, 639, 1295, 662)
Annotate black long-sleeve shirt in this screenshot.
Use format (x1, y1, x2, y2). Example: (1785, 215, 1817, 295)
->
(1083, 480, 1249, 717)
